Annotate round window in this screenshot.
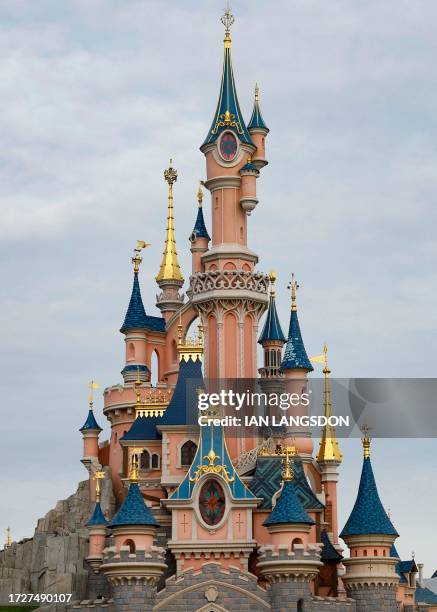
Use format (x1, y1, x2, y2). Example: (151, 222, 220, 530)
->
(199, 479, 226, 526)
(219, 131, 238, 161)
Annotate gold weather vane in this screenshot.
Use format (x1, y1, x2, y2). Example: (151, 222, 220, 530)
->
(132, 241, 151, 273)
(269, 270, 277, 296)
(287, 273, 299, 311)
(156, 159, 184, 282)
(94, 470, 105, 502)
(315, 344, 343, 463)
(197, 182, 203, 207)
(361, 424, 372, 458)
(88, 380, 99, 409)
(129, 449, 141, 483)
(255, 83, 260, 103)
(221, 3, 235, 43)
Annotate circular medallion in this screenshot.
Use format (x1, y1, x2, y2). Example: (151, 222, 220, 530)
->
(199, 479, 226, 526)
(219, 131, 238, 161)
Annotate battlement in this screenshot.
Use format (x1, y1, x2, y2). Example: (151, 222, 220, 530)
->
(100, 546, 167, 587)
(259, 542, 323, 562)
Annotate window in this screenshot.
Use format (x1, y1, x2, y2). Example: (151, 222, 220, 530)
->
(181, 441, 197, 467)
(292, 538, 303, 551)
(374, 549, 378, 556)
(140, 450, 150, 470)
(127, 342, 135, 361)
(363, 550, 368, 557)
(151, 453, 160, 469)
(123, 539, 135, 554)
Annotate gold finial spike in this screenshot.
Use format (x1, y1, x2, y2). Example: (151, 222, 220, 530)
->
(132, 241, 151, 273)
(5, 527, 12, 548)
(287, 273, 299, 311)
(197, 182, 203, 207)
(129, 450, 140, 483)
(88, 380, 99, 409)
(177, 311, 183, 346)
(282, 447, 295, 481)
(316, 344, 343, 463)
(268, 270, 277, 296)
(94, 470, 105, 503)
(221, 2, 234, 47)
(361, 425, 372, 459)
(134, 367, 142, 406)
(156, 160, 184, 283)
(255, 83, 260, 103)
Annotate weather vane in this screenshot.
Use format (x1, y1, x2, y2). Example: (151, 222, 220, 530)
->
(221, 2, 234, 33)
(132, 240, 151, 273)
(88, 380, 99, 409)
(164, 159, 178, 187)
(287, 273, 299, 311)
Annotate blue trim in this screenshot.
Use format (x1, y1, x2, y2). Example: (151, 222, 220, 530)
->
(258, 293, 286, 344)
(87, 501, 108, 526)
(108, 482, 159, 528)
(247, 99, 269, 132)
(192, 206, 210, 241)
(202, 45, 253, 147)
(263, 479, 314, 526)
(120, 272, 166, 333)
(281, 309, 313, 371)
(121, 416, 161, 441)
(340, 457, 398, 537)
(79, 409, 102, 432)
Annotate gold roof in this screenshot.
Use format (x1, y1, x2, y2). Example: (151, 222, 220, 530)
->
(156, 160, 184, 283)
(316, 344, 343, 463)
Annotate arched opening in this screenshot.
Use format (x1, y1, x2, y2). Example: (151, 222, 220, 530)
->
(151, 453, 160, 469)
(140, 450, 150, 470)
(123, 539, 135, 554)
(297, 598, 304, 612)
(114, 432, 118, 444)
(224, 312, 237, 378)
(291, 538, 303, 551)
(209, 263, 218, 271)
(127, 342, 135, 361)
(224, 261, 236, 270)
(180, 441, 197, 467)
(242, 263, 251, 272)
(374, 549, 378, 556)
(171, 339, 178, 363)
(150, 349, 159, 385)
(363, 549, 368, 557)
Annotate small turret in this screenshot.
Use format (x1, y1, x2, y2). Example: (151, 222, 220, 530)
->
(86, 470, 108, 574)
(239, 155, 260, 214)
(79, 381, 102, 463)
(258, 271, 286, 378)
(189, 184, 210, 273)
(247, 84, 269, 170)
(155, 160, 184, 320)
(281, 274, 313, 375)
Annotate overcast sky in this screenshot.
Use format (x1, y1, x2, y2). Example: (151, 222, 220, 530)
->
(1, 0, 436, 574)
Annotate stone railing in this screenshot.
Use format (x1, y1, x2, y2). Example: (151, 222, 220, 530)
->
(190, 270, 269, 295)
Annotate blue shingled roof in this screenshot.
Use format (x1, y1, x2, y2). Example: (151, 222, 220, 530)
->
(202, 41, 253, 147)
(263, 479, 315, 527)
(240, 161, 259, 173)
(281, 309, 313, 371)
(247, 97, 269, 132)
(86, 501, 108, 526)
(108, 482, 159, 528)
(159, 356, 204, 426)
(415, 586, 437, 604)
(79, 409, 102, 432)
(192, 206, 210, 241)
(120, 272, 166, 333)
(258, 293, 286, 344)
(121, 364, 150, 375)
(390, 544, 400, 559)
(320, 530, 343, 562)
(340, 457, 398, 538)
(121, 416, 161, 441)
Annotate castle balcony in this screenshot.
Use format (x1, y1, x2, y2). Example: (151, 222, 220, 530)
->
(190, 269, 269, 309)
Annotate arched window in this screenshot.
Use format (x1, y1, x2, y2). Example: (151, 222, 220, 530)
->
(291, 538, 303, 551)
(151, 453, 160, 469)
(150, 350, 159, 385)
(123, 539, 135, 554)
(297, 599, 304, 612)
(127, 342, 135, 361)
(181, 441, 197, 467)
(363, 549, 368, 557)
(140, 450, 150, 470)
(374, 549, 378, 556)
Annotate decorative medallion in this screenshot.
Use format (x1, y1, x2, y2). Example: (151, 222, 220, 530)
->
(219, 131, 238, 161)
(199, 479, 226, 526)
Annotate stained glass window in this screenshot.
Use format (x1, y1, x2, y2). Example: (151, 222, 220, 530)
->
(220, 131, 238, 161)
(199, 479, 226, 526)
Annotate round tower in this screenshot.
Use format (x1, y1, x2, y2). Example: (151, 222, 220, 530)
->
(79, 381, 102, 470)
(189, 184, 210, 274)
(247, 83, 269, 171)
(258, 271, 287, 379)
(86, 470, 108, 575)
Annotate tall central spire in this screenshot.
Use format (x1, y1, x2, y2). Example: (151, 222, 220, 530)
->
(201, 8, 253, 147)
(156, 160, 184, 282)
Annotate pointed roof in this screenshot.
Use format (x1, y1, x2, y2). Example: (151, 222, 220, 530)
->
(108, 482, 159, 528)
(247, 84, 269, 132)
(79, 409, 102, 432)
(390, 544, 400, 558)
(415, 586, 437, 605)
(121, 416, 161, 441)
(86, 501, 108, 526)
(191, 186, 210, 241)
(158, 356, 204, 427)
(320, 530, 343, 562)
(258, 281, 286, 344)
(340, 455, 398, 538)
(202, 15, 253, 147)
(156, 161, 184, 283)
(120, 271, 166, 333)
(281, 309, 313, 371)
(263, 478, 315, 527)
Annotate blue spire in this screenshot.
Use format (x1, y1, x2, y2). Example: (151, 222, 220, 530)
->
(258, 281, 286, 344)
(79, 409, 102, 432)
(121, 416, 161, 441)
(108, 482, 159, 528)
(86, 501, 108, 526)
(263, 479, 315, 527)
(281, 309, 313, 371)
(159, 356, 204, 426)
(340, 454, 398, 538)
(120, 271, 166, 334)
(202, 24, 253, 147)
(247, 84, 269, 132)
(191, 186, 210, 241)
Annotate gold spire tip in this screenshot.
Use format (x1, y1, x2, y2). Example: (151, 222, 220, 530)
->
(255, 83, 260, 102)
(361, 425, 372, 459)
(156, 159, 184, 282)
(129, 451, 140, 483)
(132, 241, 151, 273)
(164, 159, 177, 186)
(197, 182, 203, 207)
(5, 527, 12, 547)
(282, 447, 295, 481)
(287, 273, 299, 311)
(88, 380, 99, 409)
(94, 470, 105, 502)
(221, 3, 234, 47)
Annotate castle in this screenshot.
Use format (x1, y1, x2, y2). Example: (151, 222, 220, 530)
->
(51, 8, 437, 612)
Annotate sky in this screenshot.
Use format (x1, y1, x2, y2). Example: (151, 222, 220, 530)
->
(1, 0, 437, 573)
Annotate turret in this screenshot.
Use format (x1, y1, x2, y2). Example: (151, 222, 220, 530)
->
(258, 271, 286, 378)
(258, 450, 322, 610)
(86, 470, 108, 574)
(155, 160, 184, 320)
(189, 184, 210, 273)
(79, 381, 102, 465)
(247, 83, 269, 170)
(340, 432, 399, 612)
(316, 344, 342, 542)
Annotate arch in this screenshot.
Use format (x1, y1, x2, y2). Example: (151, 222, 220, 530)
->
(171, 339, 178, 363)
(244, 313, 253, 377)
(297, 598, 305, 612)
(152, 453, 160, 469)
(150, 349, 159, 385)
(374, 549, 378, 556)
(180, 440, 197, 467)
(123, 539, 135, 554)
(242, 262, 251, 272)
(224, 261, 236, 270)
(363, 549, 368, 556)
(209, 263, 218, 271)
(127, 342, 135, 361)
(224, 311, 237, 378)
(207, 314, 218, 377)
(292, 537, 303, 551)
(140, 450, 150, 470)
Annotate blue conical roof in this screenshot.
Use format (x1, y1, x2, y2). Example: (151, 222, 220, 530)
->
(192, 205, 210, 241)
(258, 293, 286, 344)
(263, 479, 315, 527)
(159, 356, 204, 426)
(87, 501, 108, 526)
(120, 271, 166, 333)
(281, 309, 313, 371)
(248, 95, 269, 132)
(340, 457, 398, 538)
(121, 416, 161, 441)
(202, 39, 253, 147)
(79, 409, 102, 432)
(108, 482, 159, 528)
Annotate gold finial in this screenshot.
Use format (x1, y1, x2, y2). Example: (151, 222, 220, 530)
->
(88, 380, 99, 409)
(287, 273, 299, 311)
(247, 154, 252, 163)
(221, 3, 234, 48)
(316, 344, 343, 463)
(255, 83, 260, 103)
(269, 270, 277, 296)
(282, 446, 296, 481)
(361, 425, 372, 459)
(178, 316, 204, 362)
(177, 311, 184, 346)
(5, 527, 12, 548)
(132, 240, 151, 273)
(129, 450, 140, 483)
(197, 182, 203, 207)
(156, 159, 184, 283)
(94, 470, 105, 502)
